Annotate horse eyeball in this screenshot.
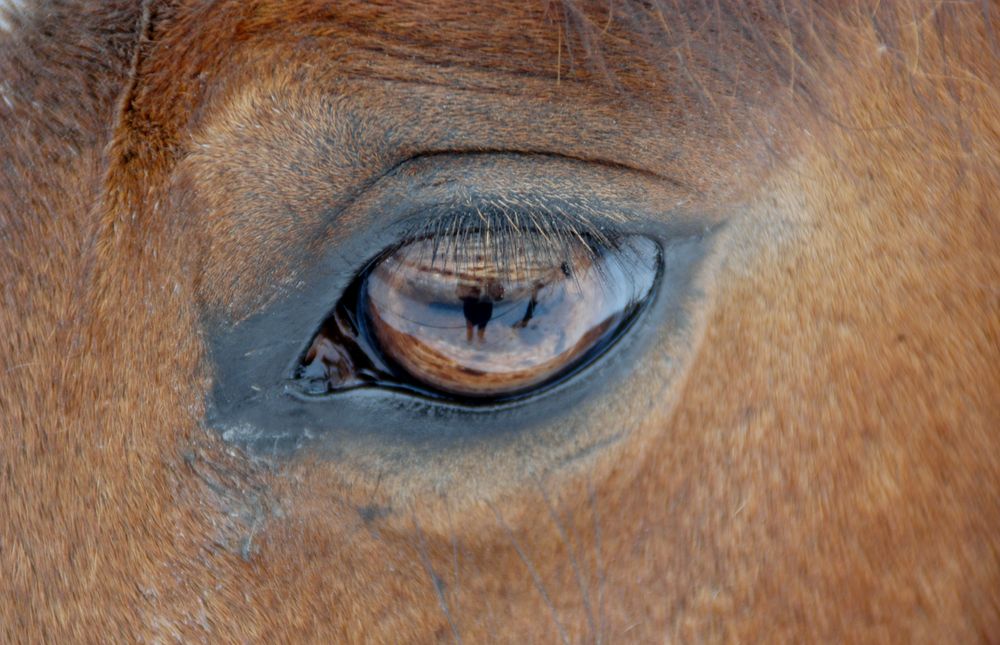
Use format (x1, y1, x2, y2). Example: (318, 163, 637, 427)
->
(362, 234, 659, 398)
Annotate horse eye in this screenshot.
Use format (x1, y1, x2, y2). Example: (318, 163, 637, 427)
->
(293, 229, 660, 403)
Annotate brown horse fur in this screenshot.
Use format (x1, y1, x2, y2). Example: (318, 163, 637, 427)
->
(1, 0, 998, 641)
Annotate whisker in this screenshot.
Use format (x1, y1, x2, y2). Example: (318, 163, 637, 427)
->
(588, 476, 609, 644)
(412, 511, 463, 643)
(488, 501, 570, 645)
(532, 474, 599, 643)
(444, 497, 462, 600)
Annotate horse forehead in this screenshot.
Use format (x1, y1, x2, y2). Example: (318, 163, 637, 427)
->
(147, 1, 779, 197)
(158, 0, 751, 81)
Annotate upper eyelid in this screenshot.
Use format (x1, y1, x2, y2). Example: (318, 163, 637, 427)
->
(381, 148, 679, 186)
(316, 152, 713, 286)
(189, 147, 702, 322)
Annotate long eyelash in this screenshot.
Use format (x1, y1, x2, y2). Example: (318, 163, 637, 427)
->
(391, 197, 634, 284)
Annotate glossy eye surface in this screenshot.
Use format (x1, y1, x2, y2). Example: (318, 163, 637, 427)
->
(294, 226, 660, 403)
(366, 235, 657, 397)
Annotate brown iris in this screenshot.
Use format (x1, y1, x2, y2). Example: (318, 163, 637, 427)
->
(295, 231, 659, 401)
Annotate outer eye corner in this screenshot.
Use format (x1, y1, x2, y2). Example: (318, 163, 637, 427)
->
(289, 221, 662, 406)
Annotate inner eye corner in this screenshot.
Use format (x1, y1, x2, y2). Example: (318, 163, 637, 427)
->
(288, 220, 662, 406)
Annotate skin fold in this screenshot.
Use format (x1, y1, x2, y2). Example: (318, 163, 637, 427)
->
(1, 1, 997, 641)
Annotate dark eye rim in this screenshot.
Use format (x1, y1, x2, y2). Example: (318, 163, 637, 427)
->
(203, 151, 720, 458)
(286, 231, 665, 408)
(205, 226, 718, 460)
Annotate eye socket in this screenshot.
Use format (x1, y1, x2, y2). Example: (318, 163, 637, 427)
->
(293, 222, 660, 404)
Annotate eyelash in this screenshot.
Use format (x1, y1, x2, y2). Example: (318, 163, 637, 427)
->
(391, 201, 626, 275)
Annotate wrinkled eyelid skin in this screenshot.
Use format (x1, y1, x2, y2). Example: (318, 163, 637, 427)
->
(191, 151, 718, 320)
(200, 151, 728, 494)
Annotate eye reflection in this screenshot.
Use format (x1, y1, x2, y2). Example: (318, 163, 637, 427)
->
(294, 230, 660, 402)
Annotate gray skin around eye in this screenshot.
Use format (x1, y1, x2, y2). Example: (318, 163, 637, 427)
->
(205, 230, 714, 459)
(202, 153, 722, 484)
